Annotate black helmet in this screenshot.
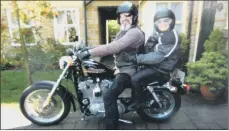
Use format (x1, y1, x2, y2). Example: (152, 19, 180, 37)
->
(154, 8, 176, 33)
(116, 1, 138, 25)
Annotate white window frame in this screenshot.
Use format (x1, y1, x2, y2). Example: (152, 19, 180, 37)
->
(155, 1, 187, 34)
(6, 9, 37, 47)
(53, 8, 80, 46)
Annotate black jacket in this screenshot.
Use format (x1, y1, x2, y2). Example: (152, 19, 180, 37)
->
(136, 29, 180, 71)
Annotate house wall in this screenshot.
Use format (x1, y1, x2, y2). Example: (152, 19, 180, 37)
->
(214, 1, 228, 51)
(85, 1, 124, 46)
(49, 1, 84, 44)
(2, 1, 228, 61)
(214, 1, 228, 30)
(139, 1, 189, 41)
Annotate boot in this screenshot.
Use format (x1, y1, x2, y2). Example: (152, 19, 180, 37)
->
(101, 119, 118, 130)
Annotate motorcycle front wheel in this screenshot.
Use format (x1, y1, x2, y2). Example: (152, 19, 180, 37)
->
(20, 85, 71, 126)
(137, 88, 181, 122)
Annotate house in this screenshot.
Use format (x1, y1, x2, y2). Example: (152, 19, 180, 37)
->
(1, 1, 228, 62)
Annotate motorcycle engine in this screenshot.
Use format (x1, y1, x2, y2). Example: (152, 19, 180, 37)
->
(78, 79, 125, 117)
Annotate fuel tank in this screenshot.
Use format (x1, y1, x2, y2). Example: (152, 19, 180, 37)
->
(81, 59, 114, 78)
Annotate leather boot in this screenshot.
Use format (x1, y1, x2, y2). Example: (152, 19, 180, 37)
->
(102, 119, 118, 130)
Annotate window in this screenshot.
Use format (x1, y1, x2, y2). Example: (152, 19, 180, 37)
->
(53, 8, 80, 45)
(156, 2, 183, 33)
(6, 9, 36, 46)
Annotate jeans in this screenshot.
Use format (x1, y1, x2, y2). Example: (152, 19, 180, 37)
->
(103, 73, 131, 129)
(131, 67, 169, 100)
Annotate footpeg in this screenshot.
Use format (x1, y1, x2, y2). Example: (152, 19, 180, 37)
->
(118, 119, 133, 124)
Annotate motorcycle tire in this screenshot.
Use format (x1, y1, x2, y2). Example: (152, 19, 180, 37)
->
(20, 85, 71, 126)
(137, 88, 181, 122)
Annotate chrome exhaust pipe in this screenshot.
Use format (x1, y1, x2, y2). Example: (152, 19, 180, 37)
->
(118, 119, 133, 124)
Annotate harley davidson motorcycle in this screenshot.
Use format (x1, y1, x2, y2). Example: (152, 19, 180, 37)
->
(19, 47, 186, 126)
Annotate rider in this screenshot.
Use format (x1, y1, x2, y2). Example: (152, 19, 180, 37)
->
(78, 1, 145, 129)
(123, 8, 181, 109)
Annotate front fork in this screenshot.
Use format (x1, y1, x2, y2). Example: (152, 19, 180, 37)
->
(146, 86, 163, 108)
(42, 64, 71, 108)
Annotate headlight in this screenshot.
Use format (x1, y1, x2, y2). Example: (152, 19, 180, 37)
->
(59, 56, 72, 69)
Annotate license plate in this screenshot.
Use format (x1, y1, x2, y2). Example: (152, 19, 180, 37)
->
(176, 69, 185, 84)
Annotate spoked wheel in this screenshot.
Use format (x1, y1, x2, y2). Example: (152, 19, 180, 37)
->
(20, 86, 71, 126)
(137, 89, 181, 122)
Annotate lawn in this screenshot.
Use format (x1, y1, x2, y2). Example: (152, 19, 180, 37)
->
(1, 69, 75, 104)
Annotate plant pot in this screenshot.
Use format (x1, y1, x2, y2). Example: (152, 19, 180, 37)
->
(200, 85, 218, 100)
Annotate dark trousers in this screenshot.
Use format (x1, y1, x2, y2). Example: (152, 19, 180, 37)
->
(103, 73, 131, 129)
(131, 68, 169, 100)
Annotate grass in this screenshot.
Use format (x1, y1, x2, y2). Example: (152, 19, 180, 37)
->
(1, 69, 76, 104)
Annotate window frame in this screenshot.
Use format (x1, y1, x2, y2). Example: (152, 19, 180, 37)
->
(155, 1, 186, 33)
(53, 8, 81, 46)
(6, 9, 37, 47)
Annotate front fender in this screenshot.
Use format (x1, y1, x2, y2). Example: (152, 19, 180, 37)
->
(30, 81, 77, 112)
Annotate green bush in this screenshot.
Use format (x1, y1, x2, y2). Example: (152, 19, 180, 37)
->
(178, 33, 190, 72)
(1, 37, 66, 71)
(186, 29, 228, 93)
(1, 47, 24, 70)
(204, 28, 227, 54)
(28, 37, 66, 71)
(186, 52, 228, 93)
(108, 20, 119, 42)
(41, 38, 66, 70)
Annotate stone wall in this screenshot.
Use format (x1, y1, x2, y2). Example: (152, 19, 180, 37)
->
(214, 1, 228, 30)
(85, 1, 123, 46)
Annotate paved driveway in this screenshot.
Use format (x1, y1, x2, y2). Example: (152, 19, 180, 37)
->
(1, 94, 228, 130)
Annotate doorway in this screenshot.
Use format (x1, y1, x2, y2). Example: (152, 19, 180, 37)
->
(98, 7, 118, 68)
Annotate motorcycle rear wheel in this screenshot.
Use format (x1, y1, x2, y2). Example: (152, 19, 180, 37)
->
(20, 85, 71, 126)
(137, 88, 181, 122)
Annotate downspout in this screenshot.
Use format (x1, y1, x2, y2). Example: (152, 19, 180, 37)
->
(186, 1, 194, 63)
(187, 0, 194, 39)
(83, 0, 88, 46)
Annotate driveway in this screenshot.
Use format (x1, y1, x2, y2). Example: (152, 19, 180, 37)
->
(1, 93, 228, 130)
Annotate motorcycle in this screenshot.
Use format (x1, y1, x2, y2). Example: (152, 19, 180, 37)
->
(19, 47, 186, 126)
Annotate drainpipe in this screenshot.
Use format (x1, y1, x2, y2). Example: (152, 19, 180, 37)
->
(187, 0, 194, 40)
(84, 0, 93, 46)
(187, 1, 194, 63)
(83, 0, 88, 46)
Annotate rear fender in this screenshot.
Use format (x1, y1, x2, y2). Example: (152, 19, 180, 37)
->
(150, 82, 185, 95)
(31, 81, 77, 112)
(170, 79, 186, 95)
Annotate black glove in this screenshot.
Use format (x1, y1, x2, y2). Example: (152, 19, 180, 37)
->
(146, 33, 159, 45)
(78, 49, 91, 60)
(122, 53, 137, 63)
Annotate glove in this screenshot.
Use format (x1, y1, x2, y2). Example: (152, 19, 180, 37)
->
(122, 53, 137, 63)
(146, 33, 159, 45)
(78, 49, 91, 60)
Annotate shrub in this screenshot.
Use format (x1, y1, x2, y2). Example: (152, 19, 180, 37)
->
(186, 52, 228, 93)
(178, 33, 190, 72)
(204, 28, 227, 54)
(28, 37, 66, 71)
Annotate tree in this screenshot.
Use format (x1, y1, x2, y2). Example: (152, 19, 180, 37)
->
(12, 1, 32, 85)
(11, 1, 58, 85)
